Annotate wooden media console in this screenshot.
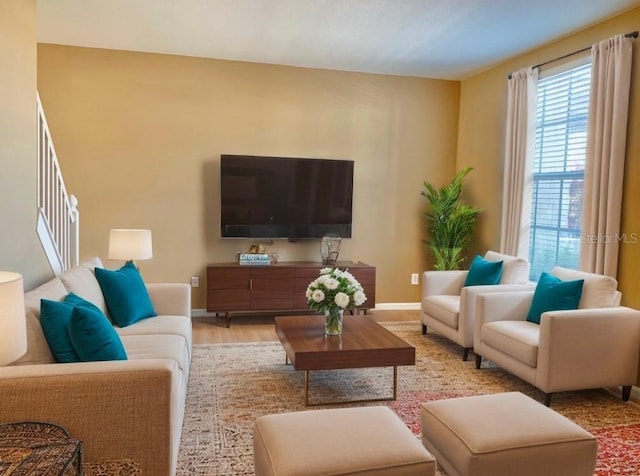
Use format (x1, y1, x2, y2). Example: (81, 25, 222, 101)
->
(206, 261, 376, 327)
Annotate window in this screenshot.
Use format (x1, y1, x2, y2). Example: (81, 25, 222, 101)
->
(528, 61, 591, 281)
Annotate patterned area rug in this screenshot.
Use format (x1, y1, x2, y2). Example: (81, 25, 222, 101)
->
(176, 321, 640, 475)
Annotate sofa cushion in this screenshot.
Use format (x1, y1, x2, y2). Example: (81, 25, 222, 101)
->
(23, 278, 67, 318)
(422, 295, 460, 329)
(120, 334, 189, 374)
(14, 278, 68, 366)
(11, 308, 55, 366)
(95, 262, 157, 327)
(481, 321, 540, 367)
(64, 292, 102, 310)
(551, 266, 618, 309)
(59, 260, 108, 315)
(115, 315, 193, 357)
(527, 272, 584, 325)
(40, 299, 82, 363)
(484, 250, 530, 285)
(464, 255, 503, 286)
(68, 305, 128, 362)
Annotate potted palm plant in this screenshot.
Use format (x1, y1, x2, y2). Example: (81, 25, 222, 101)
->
(421, 167, 480, 270)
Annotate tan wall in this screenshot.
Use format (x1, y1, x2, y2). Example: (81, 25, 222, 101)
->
(458, 7, 640, 310)
(0, 0, 52, 289)
(37, 45, 460, 308)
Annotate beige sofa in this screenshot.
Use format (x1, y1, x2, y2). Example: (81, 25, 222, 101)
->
(0, 258, 191, 475)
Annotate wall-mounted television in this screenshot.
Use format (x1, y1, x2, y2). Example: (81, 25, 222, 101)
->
(220, 154, 354, 239)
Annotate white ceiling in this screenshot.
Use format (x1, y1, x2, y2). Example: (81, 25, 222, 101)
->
(37, 0, 640, 80)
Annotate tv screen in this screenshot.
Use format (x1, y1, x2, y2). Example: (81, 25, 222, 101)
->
(220, 155, 354, 239)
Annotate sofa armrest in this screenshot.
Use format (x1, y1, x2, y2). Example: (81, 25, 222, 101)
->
(474, 291, 534, 351)
(0, 359, 178, 475)
(537, 307, 640, 393)
(147, 283, 191, 317)
(459, 283, 536, 345)
(422, 270, 468, 298)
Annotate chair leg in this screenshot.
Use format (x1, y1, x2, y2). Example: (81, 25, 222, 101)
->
(544, 393, 552, 406)
(622, 385, 632, 401)
(462, 347, 471, 361)
(421, 324, 427, 335)
(474, 354, 482, 369)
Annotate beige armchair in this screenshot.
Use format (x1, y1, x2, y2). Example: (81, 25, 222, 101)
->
(421, 251, 532, 360)
(474, 266, 640, 405)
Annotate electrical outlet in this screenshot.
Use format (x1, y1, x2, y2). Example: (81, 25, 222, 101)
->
(191, 276, 200, 288)
(411, 273, 419, 285)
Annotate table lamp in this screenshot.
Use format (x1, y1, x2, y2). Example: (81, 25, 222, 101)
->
(0, 272, 26, 366)
(108, 229, 153, 265)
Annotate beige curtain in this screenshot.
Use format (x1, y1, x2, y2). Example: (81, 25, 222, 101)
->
(500, 67, 538, 257)
(579, 35, 633, 277)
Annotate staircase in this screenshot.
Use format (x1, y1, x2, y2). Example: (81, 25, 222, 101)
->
(36, 93, 79, 275)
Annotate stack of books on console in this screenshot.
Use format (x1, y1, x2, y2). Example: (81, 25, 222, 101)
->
(237, 253, 276, 265)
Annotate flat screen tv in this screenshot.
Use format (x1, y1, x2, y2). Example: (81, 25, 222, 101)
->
(220, 155, 354, 239)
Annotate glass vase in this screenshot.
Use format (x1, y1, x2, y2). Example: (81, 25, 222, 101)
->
(324, 308, 344, 336)
(320, 235, 342, 265)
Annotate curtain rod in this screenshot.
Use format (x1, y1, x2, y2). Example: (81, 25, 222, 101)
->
(508, 30, 638, 79)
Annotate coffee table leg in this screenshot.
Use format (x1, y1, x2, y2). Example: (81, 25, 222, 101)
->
(393, 366, 398, 400)
(304, 367, 400, 406)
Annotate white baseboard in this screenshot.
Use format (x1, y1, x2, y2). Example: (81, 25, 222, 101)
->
(191, 309, 210, 317)
(372, 302, 421, 311)
(628, 385, 640, 403)
(191, 303, 421, 317)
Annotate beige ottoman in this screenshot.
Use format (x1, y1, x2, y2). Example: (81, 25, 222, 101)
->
(253, 406, 436, 476)
(421, 392, 597, 476)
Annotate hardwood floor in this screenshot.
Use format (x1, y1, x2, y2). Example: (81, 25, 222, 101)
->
(192, 309, 420, 344)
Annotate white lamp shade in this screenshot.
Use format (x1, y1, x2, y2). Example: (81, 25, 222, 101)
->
(0, 272, 26, 366)
(108, 229, 153, 261)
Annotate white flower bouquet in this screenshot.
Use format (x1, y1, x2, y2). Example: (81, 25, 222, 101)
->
(306, 268, 367, 334)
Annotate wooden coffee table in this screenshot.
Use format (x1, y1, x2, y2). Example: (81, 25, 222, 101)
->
(274, 315, 415, 406)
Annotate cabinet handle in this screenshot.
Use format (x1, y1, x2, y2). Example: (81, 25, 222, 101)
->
(250, 278, 252, 291)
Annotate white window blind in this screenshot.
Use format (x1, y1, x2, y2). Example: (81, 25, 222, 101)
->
(528, 62, 591, 281)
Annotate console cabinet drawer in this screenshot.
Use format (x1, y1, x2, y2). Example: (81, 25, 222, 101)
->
(251, 267, 294, 309)
(206, 267, 251, 311)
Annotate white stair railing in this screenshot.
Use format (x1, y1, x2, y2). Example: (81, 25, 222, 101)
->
(36, 93, 79, 275)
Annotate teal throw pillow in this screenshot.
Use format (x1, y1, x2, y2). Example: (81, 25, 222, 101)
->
(64, 292, 102, 313)
(40, 299, 81, 363)
(526, 272, 584, 324)
(95, 261, 156, 327)
(68, 305, 127, 362)
(464, 255, 504, 287)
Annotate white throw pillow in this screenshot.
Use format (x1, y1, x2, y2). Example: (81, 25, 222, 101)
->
(59, 258, 108, 314)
